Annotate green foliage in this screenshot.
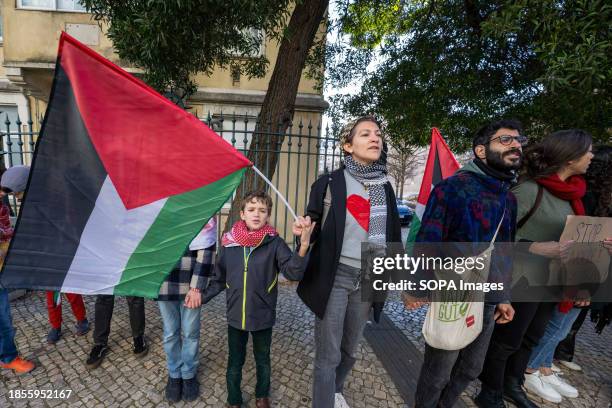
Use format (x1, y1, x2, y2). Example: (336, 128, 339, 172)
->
(83, 0, 292, 101)
(330, 0, 611, 151)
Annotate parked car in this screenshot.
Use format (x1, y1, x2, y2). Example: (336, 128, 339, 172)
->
(396, 199, 414, 225)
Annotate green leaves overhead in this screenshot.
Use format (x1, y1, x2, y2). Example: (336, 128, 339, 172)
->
(83, 0, 292, 101)
(330, 0, 611, 150)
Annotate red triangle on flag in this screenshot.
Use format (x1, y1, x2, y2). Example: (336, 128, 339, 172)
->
(416, 128, 460, 206)
(57, 32, 251, 210)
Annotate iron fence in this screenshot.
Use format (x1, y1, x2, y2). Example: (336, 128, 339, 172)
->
(0, 112, 344, 242)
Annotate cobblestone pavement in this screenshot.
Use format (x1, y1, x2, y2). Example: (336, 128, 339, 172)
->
(384, 292, 612, 408)
(2, 288, 610, 408)
(1, 288, 405, 408)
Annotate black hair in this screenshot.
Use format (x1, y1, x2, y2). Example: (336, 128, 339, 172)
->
(472, 119, 524, 154)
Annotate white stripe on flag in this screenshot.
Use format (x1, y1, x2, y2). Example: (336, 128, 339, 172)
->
(415, 202, 426, 220)
(62, 176, 167, 294)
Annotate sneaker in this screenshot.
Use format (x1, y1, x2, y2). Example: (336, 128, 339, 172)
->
(335, 393, 350, 408)
(133, 335, 149, 357)
(86, 344, 109, 369)
(182, 377, 199, 402)
(523, 371, 562, 403)
(0, 356, 35, 374)
(165, 377, 182, 402)
(551, 363, 561, 373)
(75, 319, 90, 336)
(47, 327, 62, 344)
(541, 373, 579, 398)
(558, 360, 582, 371)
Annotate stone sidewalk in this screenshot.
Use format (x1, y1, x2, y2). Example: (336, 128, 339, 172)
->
(383, 292, 612, 408)
(1, 287, 610, 407)
(1, 288, 405, 408)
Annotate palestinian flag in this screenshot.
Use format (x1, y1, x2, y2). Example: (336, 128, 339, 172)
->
(0, 33, 251, 298)
(405, 128, 460, 250)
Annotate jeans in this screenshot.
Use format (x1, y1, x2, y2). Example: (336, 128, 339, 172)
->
(528, 306, 581, 369)
(226, 325, 272, 405)
(158, 301, 201, 379)
(0, 288, 18, 364)
(93, 295, 145, 346)
(312, 264, 371, 408)
(415, 303, 496, 408)
(554, 307, 588, 362)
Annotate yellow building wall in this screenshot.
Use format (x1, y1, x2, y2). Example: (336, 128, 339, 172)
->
(2, 4, 323, 96)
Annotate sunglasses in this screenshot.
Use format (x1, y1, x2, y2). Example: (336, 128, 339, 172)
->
(488, 135, 528, 146)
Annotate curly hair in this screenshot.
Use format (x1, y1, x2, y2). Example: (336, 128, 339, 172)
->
(585, 145, 612, 217)
(521, 129, 592, 180)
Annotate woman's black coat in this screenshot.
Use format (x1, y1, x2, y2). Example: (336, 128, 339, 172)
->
(296, 167, 402, 322)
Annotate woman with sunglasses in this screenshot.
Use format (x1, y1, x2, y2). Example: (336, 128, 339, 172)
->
(478, 129, 595, 408)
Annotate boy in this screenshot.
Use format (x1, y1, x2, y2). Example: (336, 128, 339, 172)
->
(203, 191, 314, 408)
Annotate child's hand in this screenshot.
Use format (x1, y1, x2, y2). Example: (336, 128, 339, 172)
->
(184, 288, 202, 309)
(300, 217, 316, 246)
(292, 216, 310, 237)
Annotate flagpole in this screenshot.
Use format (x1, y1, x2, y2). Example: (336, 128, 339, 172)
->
(251, 165, 298, 221)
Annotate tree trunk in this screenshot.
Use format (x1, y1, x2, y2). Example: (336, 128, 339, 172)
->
(225, 0, 328, 231)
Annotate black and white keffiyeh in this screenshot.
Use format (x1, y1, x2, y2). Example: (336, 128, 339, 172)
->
(344, 155, 388, 246)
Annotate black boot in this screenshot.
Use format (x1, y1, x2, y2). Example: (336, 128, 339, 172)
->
(475, 384, 506, 408)
(503, 376, 538, 408)
(165, 377, 182, 402)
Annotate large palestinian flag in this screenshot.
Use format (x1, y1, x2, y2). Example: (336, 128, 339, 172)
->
(405, 128, 460, 249)
(0, 33, 251, 298)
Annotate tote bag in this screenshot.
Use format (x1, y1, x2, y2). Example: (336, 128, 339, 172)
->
(422, 214, 505, 350)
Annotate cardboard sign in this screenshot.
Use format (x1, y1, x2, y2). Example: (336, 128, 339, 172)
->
(549, 215, 612, 286)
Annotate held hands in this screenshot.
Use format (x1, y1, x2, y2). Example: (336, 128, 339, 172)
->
(494, 303, 515, 324)
(401, 292, 428, 310)
(184, 288, 202, 309)
(293, 216, 316, 247)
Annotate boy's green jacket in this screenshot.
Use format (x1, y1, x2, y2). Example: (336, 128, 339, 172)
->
(202, 235, 307, 331)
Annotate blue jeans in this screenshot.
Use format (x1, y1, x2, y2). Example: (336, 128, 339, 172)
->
(158, 301, 201, 379)
(527, 306, 581, 369)
(0, 288, 18, 364)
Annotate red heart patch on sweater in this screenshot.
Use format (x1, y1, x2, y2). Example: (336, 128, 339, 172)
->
(347, 194, 370, 231)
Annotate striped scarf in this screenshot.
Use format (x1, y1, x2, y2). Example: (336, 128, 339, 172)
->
(344, 155, 388, 246)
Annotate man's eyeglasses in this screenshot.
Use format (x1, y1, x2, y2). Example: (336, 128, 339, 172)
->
(488, 135, 528, 146)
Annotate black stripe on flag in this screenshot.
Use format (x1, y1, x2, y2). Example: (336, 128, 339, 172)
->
(432, 144, 443, 186)
(1, 62, 107, 290)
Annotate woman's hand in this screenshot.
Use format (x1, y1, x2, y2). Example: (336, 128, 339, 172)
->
(184, 288, 202, 309)
(603, 238, 612, 255)
(528, 240, 574, 259)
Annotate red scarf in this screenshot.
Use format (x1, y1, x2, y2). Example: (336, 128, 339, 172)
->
(222, 220, 277, 247)
(536, 174, 586, 314)
(535, 174, 586, 216)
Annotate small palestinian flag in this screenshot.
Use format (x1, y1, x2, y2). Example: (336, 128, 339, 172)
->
(52, 291, 62, 307)
(405, 128, 460, 250)
(0, 33, 251, 298)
